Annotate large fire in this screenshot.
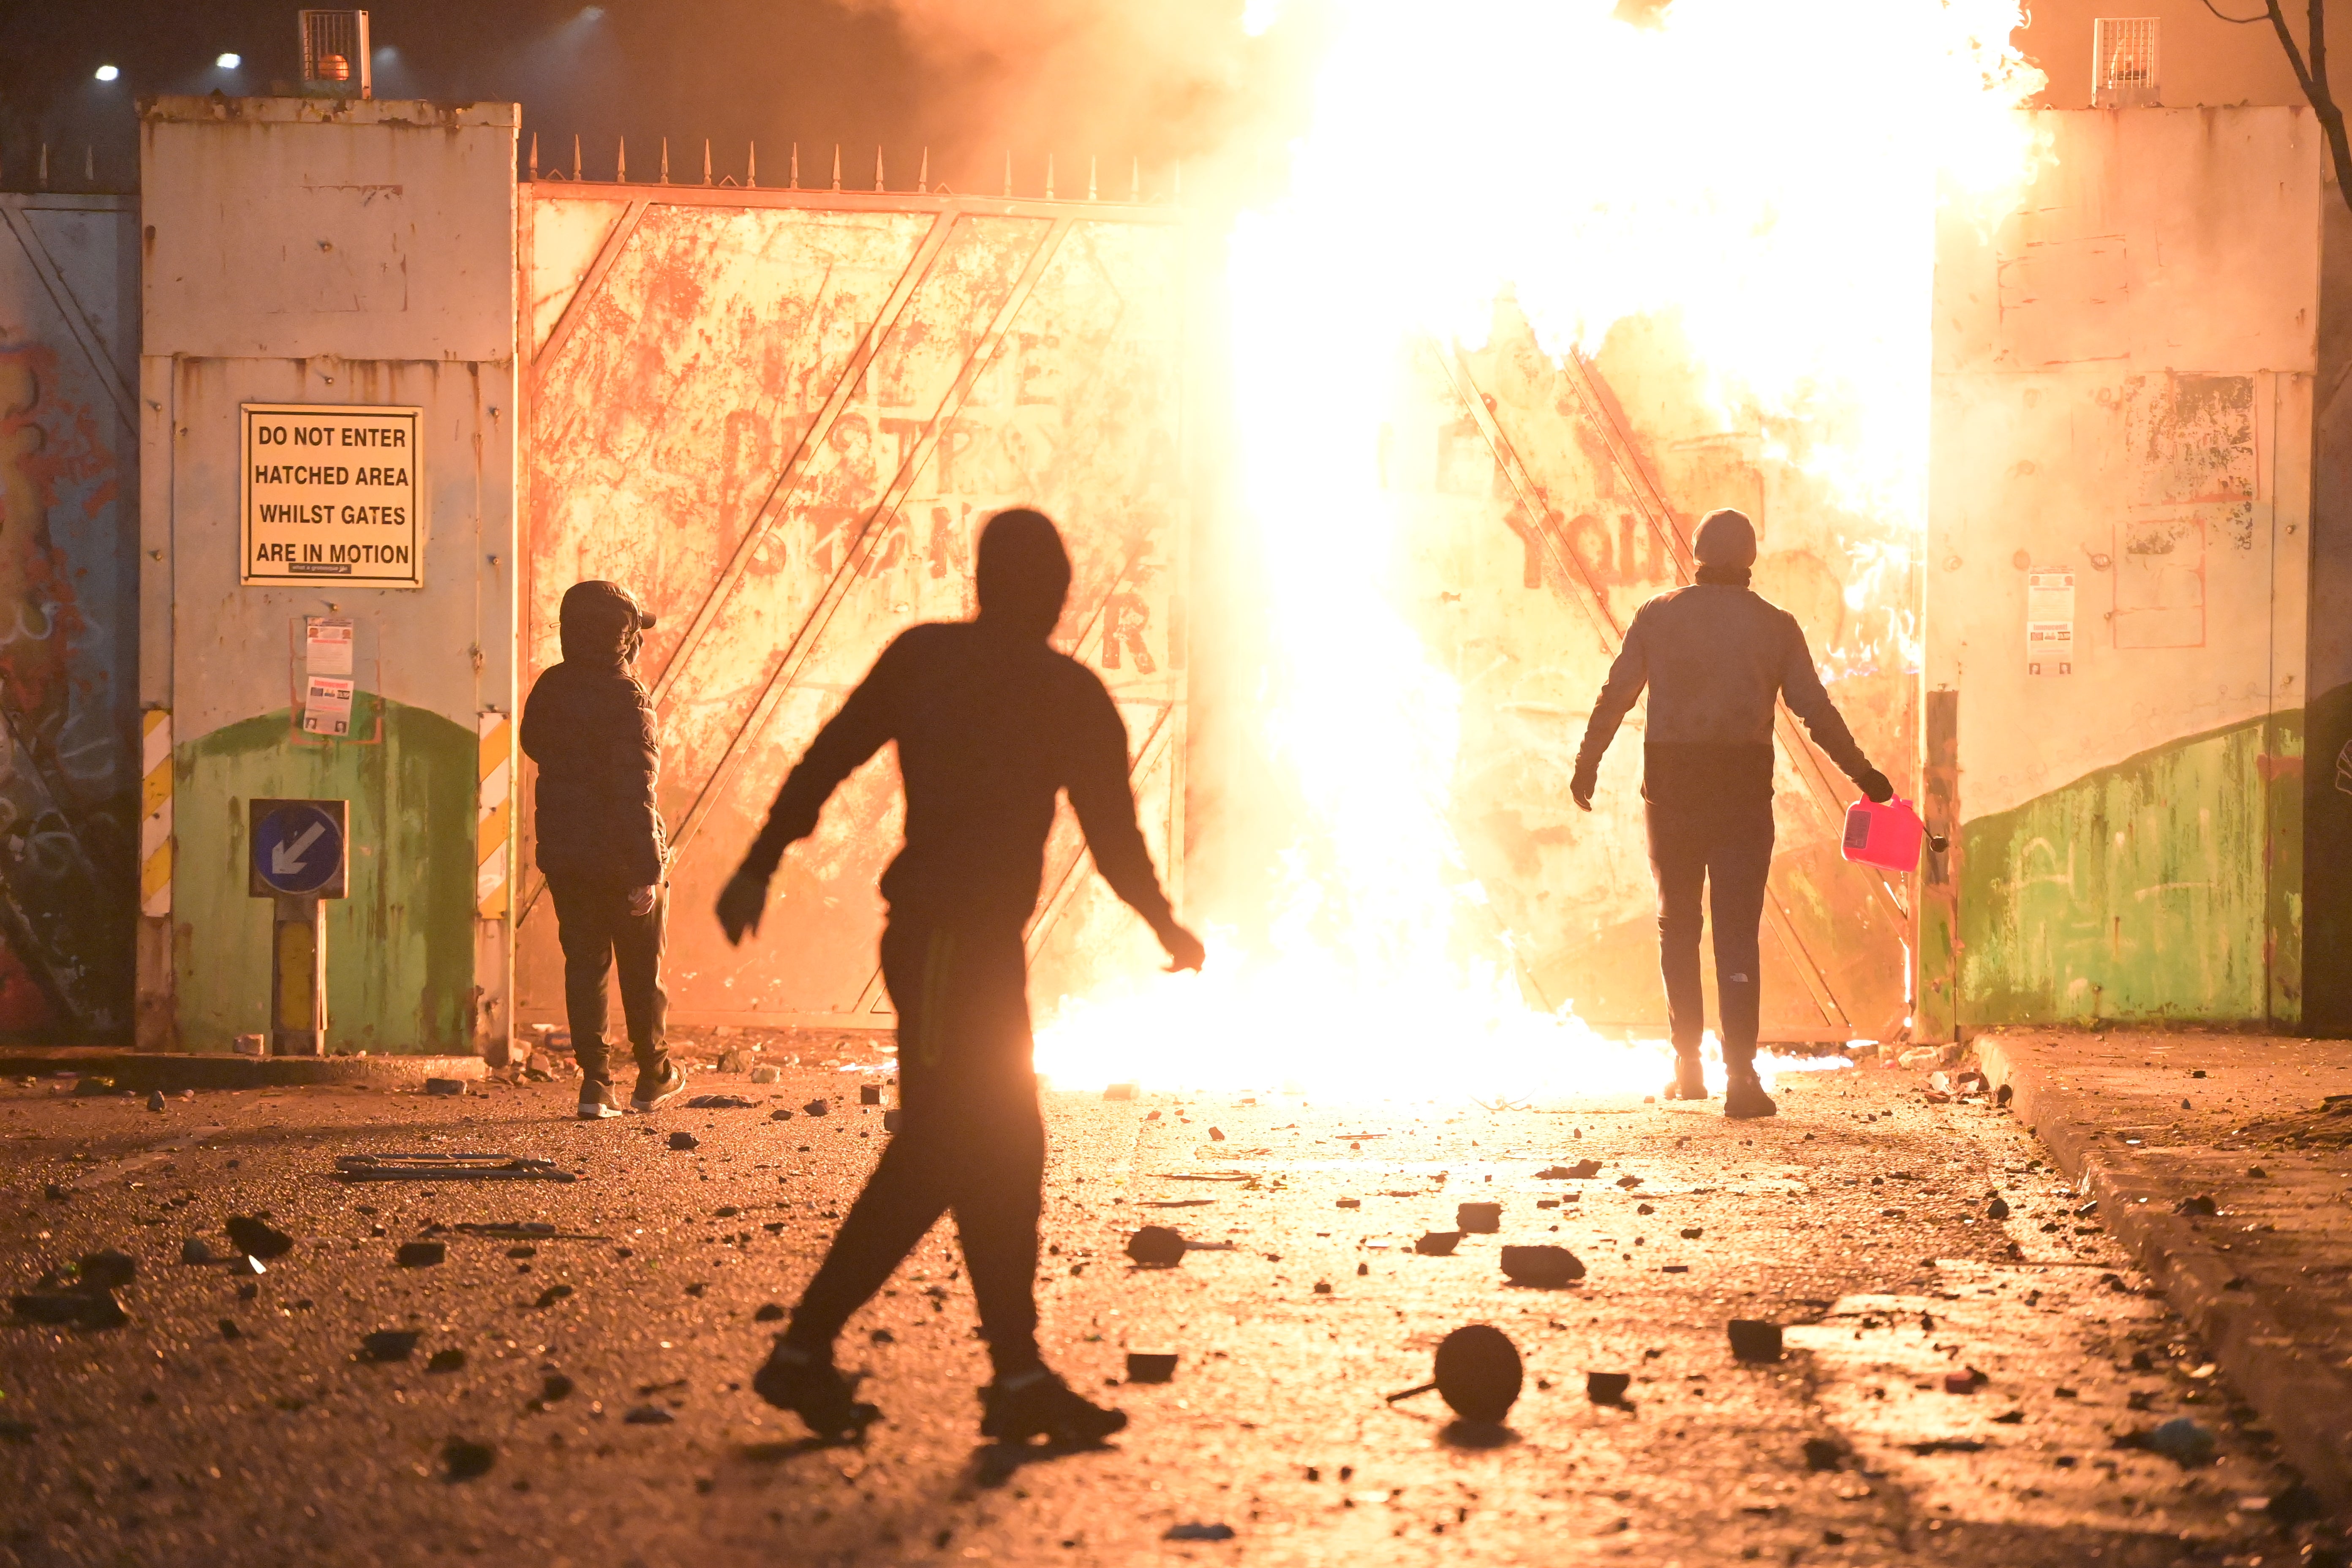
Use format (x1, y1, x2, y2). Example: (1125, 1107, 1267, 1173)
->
(1032, 0, 2045, 1100)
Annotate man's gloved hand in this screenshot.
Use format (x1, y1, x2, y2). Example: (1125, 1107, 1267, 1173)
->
(626, 884, 658, 919)
(717, 867, 770, 946)
(1571, 759, 1598, 813)
(1158, 922, 1207, 974)
(1857, 768, 1895, 804)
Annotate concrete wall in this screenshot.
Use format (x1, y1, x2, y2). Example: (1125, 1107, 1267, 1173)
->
(1926, 107, 2323, 1030)
(0, 193, 142, 1040)
(138, 96, 517, 1054)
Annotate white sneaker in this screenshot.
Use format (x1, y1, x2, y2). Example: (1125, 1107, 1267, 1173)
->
(577, 1086, 621, 1120)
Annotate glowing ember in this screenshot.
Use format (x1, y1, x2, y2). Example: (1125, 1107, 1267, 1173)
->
(1034, 1, 2044, 1100)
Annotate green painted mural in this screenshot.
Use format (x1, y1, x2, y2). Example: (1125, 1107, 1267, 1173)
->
(1958, 713, 2302, 1027)
(171, 700, 477, 1053)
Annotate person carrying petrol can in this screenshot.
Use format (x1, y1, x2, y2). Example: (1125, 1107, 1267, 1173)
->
(717, 507, 1206, 1448)
(519, 579, 688, 1120)
(1571, 508, 1892, 1119)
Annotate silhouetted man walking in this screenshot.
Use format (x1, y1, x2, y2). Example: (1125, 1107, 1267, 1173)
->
(719, 508, 1204, 1446)
(520, 580, 687, 1119)
(1572, 509, 1891, 1119)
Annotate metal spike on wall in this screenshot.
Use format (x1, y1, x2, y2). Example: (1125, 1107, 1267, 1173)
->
(874, 145, 885, 192)
(918, 147, 929, 194)
(38, 143, 47, 190)
(528, 131, 539, 178)
(790, 143, 800, 189)
(831, 144, 841, 191)
(1045, 153, 1055, 201)
(1088, 154, 1097, 201)
(572, 134, 581, 181)
(748, 142, 758, 189)
(702, 139, 712, 185)
(660, 137, 670, 184)
(617, 136, 627, 182)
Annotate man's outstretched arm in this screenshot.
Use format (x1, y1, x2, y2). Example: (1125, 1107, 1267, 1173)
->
(1065, 681, 1204, 972)
(719, 641, 902, 943)
(1571, 611, 1650, 811)
(1778, 620, 1892, 802)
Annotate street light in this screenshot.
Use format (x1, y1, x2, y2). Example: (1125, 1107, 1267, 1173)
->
(94, 64, 120, 82)
(217, 52, 242, 69)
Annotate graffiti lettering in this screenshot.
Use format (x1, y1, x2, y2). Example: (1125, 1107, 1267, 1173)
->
(1100, 591, 1156, 674)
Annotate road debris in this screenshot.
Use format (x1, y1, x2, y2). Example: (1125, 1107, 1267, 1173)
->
(1102, 1083, 1138, 1101)
(1728, 1320, 1784, 1362)
(441, 1438, 494, 1479)
(424, 1078, 468, 1097)
(226, 1215, 295, 1258)
(803, 1100, 830, 1117)
(1586, 1371, 1631, 1405)
(1432, 1323, 1523, 1424)
(427, 1349, 466, 1373)
(1164, 1524, 1235, 1541)
(1456, 1202, 1501, 1233)
(1126, 1352, 1178, 1383)
(1500, 1245, 1585, 1288)
(334, 1153, 576, 1183)
(396, 1241, 447, 1268)
(180, 1238, 217, 1264)
(684, 1094, 756, 1109)
(1125, 1226, 1187, 1267)
(1414, 1231, 1462, 1257)
(669, 1132, 700, 1151)
(623, 1406, 675, 1425)
(1539, 1159, 1603, 1179)
(1802, 1437, 1845, 1472)
(359, 1330, 420, 1362)
(859, 1084, 882, 1105)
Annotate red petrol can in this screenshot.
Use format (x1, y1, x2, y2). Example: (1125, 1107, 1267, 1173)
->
(1841, 796, 1929, 872)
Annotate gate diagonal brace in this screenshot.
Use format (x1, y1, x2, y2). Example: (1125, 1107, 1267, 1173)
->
(661, 215, 1081, 869)
(1440, 342, 1850, 1033)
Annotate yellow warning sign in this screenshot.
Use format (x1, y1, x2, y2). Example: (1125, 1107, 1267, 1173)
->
(240, 403, 423, 588)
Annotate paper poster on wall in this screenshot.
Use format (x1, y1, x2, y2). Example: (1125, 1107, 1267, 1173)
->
(305, 616, 354, 676)
(300, 615, 358, 736)
(302, 675, 356, 737)
(2026, 567, 2074, 675)
(241, 403, 423, 588)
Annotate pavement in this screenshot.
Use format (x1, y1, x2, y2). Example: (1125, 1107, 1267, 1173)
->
(1975, 1029, 2352, 1517)
(1, 1046, 2344, 1567)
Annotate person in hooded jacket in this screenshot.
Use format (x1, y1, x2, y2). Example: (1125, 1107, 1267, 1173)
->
(1571, 509, 1893, 1119)
(520, 580, 688, 1119)
(717, 508, 1205, 1448)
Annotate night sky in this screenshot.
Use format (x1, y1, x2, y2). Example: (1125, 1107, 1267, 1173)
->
(0, 0, 1285, 197)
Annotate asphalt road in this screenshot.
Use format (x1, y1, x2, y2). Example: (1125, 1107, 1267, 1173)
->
(1, 1056, 2335, 1567)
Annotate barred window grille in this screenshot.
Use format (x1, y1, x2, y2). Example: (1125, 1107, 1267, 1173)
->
(2092, 18, 2159, 108)
(299, 10, 372, 98)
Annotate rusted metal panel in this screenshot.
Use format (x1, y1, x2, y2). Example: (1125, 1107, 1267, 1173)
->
(519, 185, 1187, 1029)
(0, 193, 142, 1037)
(1393, 298, 1915, 1041)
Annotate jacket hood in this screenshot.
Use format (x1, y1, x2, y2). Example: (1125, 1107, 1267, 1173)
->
(560, 580, 655, 667)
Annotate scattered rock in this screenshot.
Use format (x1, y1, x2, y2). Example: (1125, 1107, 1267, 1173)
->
(1414, 1231, 1463, 1257)
(769, 1108, 793, 1122)
(236, 1255, 267, 1277)
(1208, 1126, 1226, 1141)
(1679, 1227, 1704, 1240)
(1615, 1174, 1643, 1190)
(2140, 1417, 2216, 1466)
(427, 1349, 467, 1373)
(1165, 1524, 1235, 1541)
(2175, 1194, 2219, 1217)
(1499, 1245, 1585, 1288)
(540, 1373, 576, 1402)
(424, 1078, 468, 1097)
(1335, 1198, 1360, 1209)
(1433, 1323, 1523, 1424)
(1943, 1367, 1987, 1394)
(147, 1090, 166, 1112)
(1995, 1083, 2014, 1108)
(218, 1317, 241, 1341)
(226, 1215, 294, 1260)
(532, 1285, 574, 1309)
(1586, 1371, 1631, 1405)
(359, 1330, 420, 1362)
(684, 1094, 755, 1109)
(73, 1076, 116, 1096)
(622, 1405, 675, 1425)
(1987, 1196, 2010, 1220)
(396, 1241, 447, 1269)
(1126, 1226, 1187, 1267)
(77, 1250, 135, 1290)
(1802, 1437, 1844, 1472)
(753, 1303, 785, 1322)
(181, 1238, 217, 1265)
(1538, 1159, 1604, 1180)
(1102, 1083, 1138, 1101)
(1728, 1320, 1783, 1363)
(9, 1288, 124, 1329)
(1456, 1202, 1501, 1234)
(2268, 1482, 2328, 1525)
(1312, 1280, 1333, 1295)
(441, 1439, 495, 1480)
(803, 1100, 830, 1117)
(1126, 1352, 1178, 1384)
(859, 1084, 882, 1106)
(750, 1066, 780, 1085)
(668, 1132, 700, 1152)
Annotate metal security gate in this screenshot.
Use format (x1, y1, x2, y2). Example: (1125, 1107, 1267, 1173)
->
(1399, 302, 1914, 1041)
(0, 193, 141, 1040)
(517, 172, 1188, 1030)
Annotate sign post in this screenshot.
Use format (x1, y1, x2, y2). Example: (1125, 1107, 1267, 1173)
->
(249, 799, 349, 1057)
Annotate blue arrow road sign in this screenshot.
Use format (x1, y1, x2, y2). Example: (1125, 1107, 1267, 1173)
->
(253, 801, 344, 898)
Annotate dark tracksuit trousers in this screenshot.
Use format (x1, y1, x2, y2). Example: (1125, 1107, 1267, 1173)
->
(547, 876, 672, 1093)
(1644, 746, 1774, 1069)
(786, 915, 1045, 1377)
